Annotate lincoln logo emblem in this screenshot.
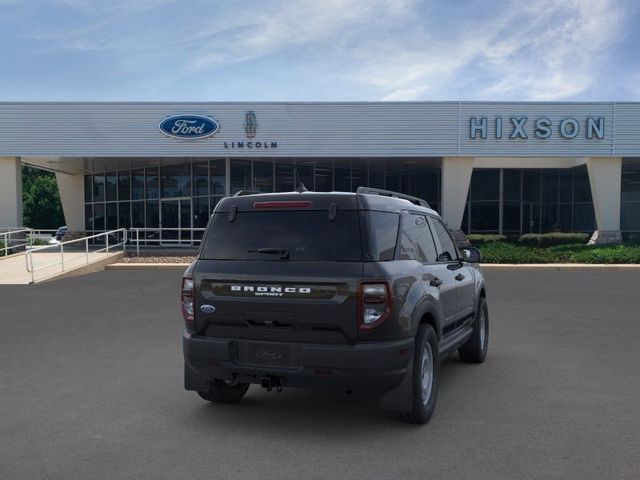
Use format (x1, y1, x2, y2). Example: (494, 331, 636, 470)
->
(244, 111, 257, 138)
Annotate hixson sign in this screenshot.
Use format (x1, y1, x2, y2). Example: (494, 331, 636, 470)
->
(469, 116, 605, 140)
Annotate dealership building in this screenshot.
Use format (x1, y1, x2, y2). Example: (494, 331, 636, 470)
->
(1, 101, 639, 245)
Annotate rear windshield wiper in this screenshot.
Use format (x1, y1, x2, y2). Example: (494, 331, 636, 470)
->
(248, 247, 290, 259)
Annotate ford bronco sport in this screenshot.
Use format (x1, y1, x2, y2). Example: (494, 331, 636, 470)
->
(182, 187, 488, 423)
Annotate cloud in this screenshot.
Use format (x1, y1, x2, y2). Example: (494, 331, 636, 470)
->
(3, 0, 635, 100)
(351, 0, 628, 101)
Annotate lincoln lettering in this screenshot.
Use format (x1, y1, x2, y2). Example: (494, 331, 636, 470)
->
(469, 116, 605, 140)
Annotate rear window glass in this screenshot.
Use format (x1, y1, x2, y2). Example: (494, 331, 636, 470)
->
(201, 211, 363, 261)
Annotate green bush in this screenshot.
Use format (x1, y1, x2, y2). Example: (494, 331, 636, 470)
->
(0, 240, 5, 257)
(478, 242, 640, 264)
(478, 242, 570, 263)
(467, 234, 507, 246)
(519, 232, 589, 247)
(570, 245, 640, 264)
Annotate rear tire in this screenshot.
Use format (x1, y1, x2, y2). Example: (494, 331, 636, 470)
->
(394, 324, 439, 424)
(459, 296, 489, 364)
(197, 380, 250, 404)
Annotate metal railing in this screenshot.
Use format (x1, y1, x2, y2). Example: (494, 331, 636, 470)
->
(25, 228, 127, 284)
(0, 228, 61, 257)
(128, 228, 206, 256)
(1, 228, 33, 257)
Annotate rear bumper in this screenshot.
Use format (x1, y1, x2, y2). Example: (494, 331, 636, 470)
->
(183, 333, 414, 394)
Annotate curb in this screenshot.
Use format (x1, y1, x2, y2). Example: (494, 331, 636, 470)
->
(480, 263, 640, 269)
(105, 262, 640, 270)
(106, 263, 190, 270)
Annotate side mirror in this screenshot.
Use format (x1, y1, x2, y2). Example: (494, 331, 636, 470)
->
(462, 247, 482, 263)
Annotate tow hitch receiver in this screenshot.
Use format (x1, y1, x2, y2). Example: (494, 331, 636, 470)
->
(261, 376, 284, 392)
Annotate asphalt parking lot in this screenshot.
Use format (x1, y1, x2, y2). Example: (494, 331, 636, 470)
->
(1, 268, 639, 480)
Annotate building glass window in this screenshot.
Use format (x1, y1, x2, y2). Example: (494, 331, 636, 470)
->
(193, 197, 209, 229)
(118, 202, 131, 229)
(94, 203, 105, 231)
(84, 175, 92, 203)
(210, 159, 226, 196)
(559, 171, 573, 203)
(522, 171, 541, 202)
(145, 167, 159, 199)
(118, 171, 131, 201)
(193, 161, 209, 197)
(275, 163, 294, 192)
(84, 204, 93, 232)
(132, 168, 145, 200)
(503, 170, 521, 202)
(231, 160, 251, 194)
(146, 200, 159, 229)
(81, 156, 606, 242)
(470, 169, 499, 201)
(161, 163, 191, 198)
(93, 174, 105, 202)
(573, 167, 592, 203)
(470, 201, 499, 233)
(105, 172, 118, 202)
(503, 202, 521, 233)
(131, 201, 145, 228)
(315, 166, 333, 192)
(369, 163, 385, 189)
(351, 159, 368, 192)
(621, 159, 640, 233)
(253, 160, 273, 192)
(296, 163, 314, 190)
(334, 163, 350, 192)
(106, 203, 118, 230)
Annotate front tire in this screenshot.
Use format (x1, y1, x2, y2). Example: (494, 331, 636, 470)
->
(197, 380, 250, 404)
(395, 324, 439, 424)
(459, 296, 489, 363)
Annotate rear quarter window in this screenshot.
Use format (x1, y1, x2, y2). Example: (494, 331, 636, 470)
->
(362, 211, 399, 261)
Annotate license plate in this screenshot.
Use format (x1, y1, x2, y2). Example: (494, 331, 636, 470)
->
(247, 343, 291, 366)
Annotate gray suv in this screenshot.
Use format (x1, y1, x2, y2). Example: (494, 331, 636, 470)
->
(182, 187, 488, 423)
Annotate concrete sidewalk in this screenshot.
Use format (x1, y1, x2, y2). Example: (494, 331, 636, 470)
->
(0, 250, 124, 284)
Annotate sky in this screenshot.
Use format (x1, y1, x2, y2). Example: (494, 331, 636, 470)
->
(0, 0, 639, 101)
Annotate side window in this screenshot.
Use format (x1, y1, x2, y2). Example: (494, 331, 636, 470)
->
(398, 213, 438, 263)
(430, 218, 458, 262)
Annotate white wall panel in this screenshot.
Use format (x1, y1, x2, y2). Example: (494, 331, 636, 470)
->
(0, 102, 638, 158)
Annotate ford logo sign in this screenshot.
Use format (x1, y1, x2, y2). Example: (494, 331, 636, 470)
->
(200, 304, 216, 314)
(159, 114, 219, 139)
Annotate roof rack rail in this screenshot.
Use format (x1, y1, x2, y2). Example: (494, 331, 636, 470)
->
(233, 190, 262, 197)
(356, 187, 431, 209)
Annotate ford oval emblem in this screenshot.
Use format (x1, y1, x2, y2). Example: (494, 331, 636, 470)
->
(200, 304, 216, 314)
(159, 114, 219, 139)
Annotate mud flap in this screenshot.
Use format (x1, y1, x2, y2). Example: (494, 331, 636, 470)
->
(378, 355, 414, 412)
(184, 363, 210, 392)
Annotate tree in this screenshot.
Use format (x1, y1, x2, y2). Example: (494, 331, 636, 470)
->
(22, 166, 65, 229)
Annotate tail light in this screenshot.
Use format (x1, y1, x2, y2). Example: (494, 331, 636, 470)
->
(358, 281, 392, 330)
(181, 276, 195, 327)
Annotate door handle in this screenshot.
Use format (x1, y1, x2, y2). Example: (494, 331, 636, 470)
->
(455, 273, 465, 281)
(429, 277, 443, 287)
